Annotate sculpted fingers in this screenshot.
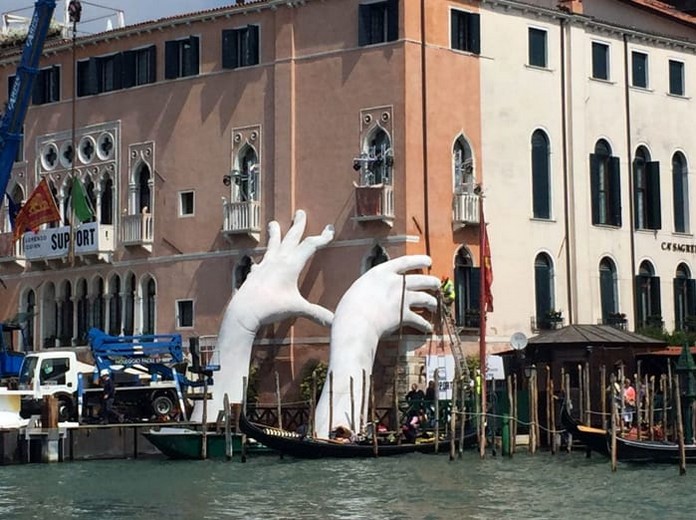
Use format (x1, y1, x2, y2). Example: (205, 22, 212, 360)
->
(375, 255, 433, 275)
(406, 291, 438, 312)
(405, 274, 440, 292)
(297, 225, 335, 263)
(265, 221, 281, 259)
(402, 312, 434, 333)
(297, 300, 334, 328)
(281, 209, 307, 250)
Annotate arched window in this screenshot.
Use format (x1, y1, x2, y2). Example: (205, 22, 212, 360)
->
(108, 275, 122, 336)
(59, 281, 73, 346)
(92, 277, 106, 331)
(361, 128, 392, 186)
(365, 245, 388, 272)
(590, 139, 621, 227)
(599, 257, 618, 324)
(233, 146, 259, 203)
(24, 289, 36, 351)
(142, 276, 156, 335)
(83, 177, 96, 223)
(234, 256, 253, 290)
(454, 248, 480, 328)
(531, 130, 550, 219)
(76, 279, 89, 344)
(673, 152, 689, 233)
(135, 163, 152, 214)
(534, 253, 555, 329)
(42, 282, 58, 348)
(123, 274, 136, 336)
(453, 137, 474, 194)
(101, 178, 114, 225)
(636, 261, 661, 329)
(673, 263, 695, 331)
(633, 146, 661, 230)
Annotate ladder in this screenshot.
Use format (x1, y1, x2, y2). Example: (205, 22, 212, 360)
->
(438, 293, 472, 389)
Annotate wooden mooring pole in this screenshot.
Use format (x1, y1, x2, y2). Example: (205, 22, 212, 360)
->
(360, 370, 366, 435)
(434, 369, 440, 454)
(275, 371, 283, 430)
(329, 371, 334, 434)
(241, 376, 248, 463)
(370, 374, 378, 457)
(674, 375, 687, 475)
(310, 370, 317, 439)
(610, 374, 617, 472)
(350, 376, 355, 432)
(224, 393, 232, 461)
(459, 376, 466, 458)
(507, 374, 514, 458)
(450, 378, 457, 461)
(201, 377, 208, 460)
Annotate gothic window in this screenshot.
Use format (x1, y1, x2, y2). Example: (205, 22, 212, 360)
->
(531, 130, 551, 219)
(108, 275, 122, 336)
(93, 277, 105, 332)
(234, 146, 259, 203)
(599, 257, 618, 324)
(673, 152, 689, 233)
(101, 178, 114, 225)
(59, 281, 73, 346)
(534, 253, 555, 329)
(590, 139, 621, 227)
(142, 276, 156, 335)
(123, 274, 136, 336)
(673, 263, 695, 331)
(360, 128, 392, 186)
(76, 279, 89, 344)
(453, 137, 474, 194)
(636, 261, 661, 329)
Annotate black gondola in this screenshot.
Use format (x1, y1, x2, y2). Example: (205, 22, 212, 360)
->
(560, 403, 609, 457)
(614, 435, 696, 463)
(239, 412, 476, 459)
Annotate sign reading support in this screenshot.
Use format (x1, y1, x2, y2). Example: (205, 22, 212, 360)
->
(426, 354, 455, 400)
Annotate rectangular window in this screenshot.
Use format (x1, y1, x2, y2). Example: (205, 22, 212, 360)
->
(165, 36, 200, 79)
(177, 300, 194, 328)
(222, 26, 260, 69)
(669, 60, 685, 96)
(98, 53, 122, 93)
(122, 46, 157, 88)
(451, 10, 481, 55)
(179, 191, 194, 216)
(528, 28, 547, 68)
(32, 65, 60, 105)
(632, 51, 648, 88)
(592, 42, 609, 80)
(15, 131, 24, 163)
(358, 0, 398, 46)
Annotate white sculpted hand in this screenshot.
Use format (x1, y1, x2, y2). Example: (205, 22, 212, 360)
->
(314, 255, 439, 437)
(193, 210, 334, 417)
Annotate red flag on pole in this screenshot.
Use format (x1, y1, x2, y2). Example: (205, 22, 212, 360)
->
(13, 178, 61, 242)
(482, 220, 494, 313)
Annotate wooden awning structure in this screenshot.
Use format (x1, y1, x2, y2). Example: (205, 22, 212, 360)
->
(528, 325, 665, 348)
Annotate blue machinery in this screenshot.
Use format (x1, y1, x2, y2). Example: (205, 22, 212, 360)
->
(0, 0, 57, 200)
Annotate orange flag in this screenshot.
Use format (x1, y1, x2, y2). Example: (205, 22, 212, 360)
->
(13, 178, 61, 242)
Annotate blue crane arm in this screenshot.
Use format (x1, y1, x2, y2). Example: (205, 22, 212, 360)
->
(87, 328, 185, 367)
(0, 0, 57, 200)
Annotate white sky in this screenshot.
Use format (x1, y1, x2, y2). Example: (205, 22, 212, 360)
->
(2, 1, 236, 35)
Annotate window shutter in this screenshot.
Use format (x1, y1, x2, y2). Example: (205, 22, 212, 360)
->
(51, 65, 60, 102)
(532, 134, 550, 219)
(590, 153, 600, 225)
(687, 279, 696, 317)
(112, 52, 123, 90)
(600, 267, 615, 321)
(632, 161, 640, 229)
(673, 162, 685, 233)
(165, 40, 179, 79)
(122, 50, 136, 88)
(451, 12, 459, 49)
(387, 0, 399, 42)
(650, 276, 661, 319)
(147, 45, 157, 83)
(222, 29, 236, 69)
(185, 36, 200, 77)
(467, 13, 481, 55)
(646, 161, 661, 230)
(534, 261, 552, 321)
(635, 276, 645, 327)
(31, 69, 44, 105)
(674, 278, 683, 329)
(358, 4, 370, 46)
(84, 58, 99, 96)
(609, 156, 622, 227)
(248, 25, 260, 66)
(468, 267, 481, 310)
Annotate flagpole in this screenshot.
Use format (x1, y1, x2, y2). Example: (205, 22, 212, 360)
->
(68, 2, 81, 266)
(478, 190, 487, 458)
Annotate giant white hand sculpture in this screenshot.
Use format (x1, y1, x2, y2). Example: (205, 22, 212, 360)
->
(314, 255, 439, 438)
(192, 210, 334, 421)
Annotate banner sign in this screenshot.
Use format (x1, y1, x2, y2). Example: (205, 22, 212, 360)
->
(22, 222, 112, 260)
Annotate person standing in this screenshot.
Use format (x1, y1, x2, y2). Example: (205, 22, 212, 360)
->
(622, 378, 636, 430)
(100, 369, 116, 424)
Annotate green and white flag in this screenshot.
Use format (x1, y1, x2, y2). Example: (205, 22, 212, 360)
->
(71, 177, 94, 223)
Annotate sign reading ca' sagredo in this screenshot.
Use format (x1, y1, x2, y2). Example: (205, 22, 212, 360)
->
(23, 223, 100, 260)
(661, 242, 696, 253)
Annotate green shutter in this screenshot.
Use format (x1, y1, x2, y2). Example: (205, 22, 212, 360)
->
(590, 154, 600, 225)
(248, 25, 260, 66)
(609, 156, 622, 227)
(222, 29, 235, 69)
(147, 45, 157, 83)
(646, 161, 661, 230)
(451, 11, 460, 49)
(468, 13, 480, 55)
(165, 40, 179, 79)
(50, 65, 60, 102)
(112, 52, 123, 91)
(674, 278, 683, 329)
(387, 0, 399, 42)
(673, 160, 685, 233)
(122, 50, 135, 88)
(532, 132, 550, 219)
(687, 279, 696, 317)
(358, 4, 370, 46)
(650, 276, 661, 319)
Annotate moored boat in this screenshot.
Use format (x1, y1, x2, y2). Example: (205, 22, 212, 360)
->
(614, 435, 696, 463)
(143, 427, 270, 460)
(239, 411, 476, 459)
(560, 404, 609, 457)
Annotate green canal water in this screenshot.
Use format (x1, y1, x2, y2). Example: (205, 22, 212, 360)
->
(1, 451, 694, 519)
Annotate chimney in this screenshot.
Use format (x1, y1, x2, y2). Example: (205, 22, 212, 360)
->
(558, 0, 583, 14)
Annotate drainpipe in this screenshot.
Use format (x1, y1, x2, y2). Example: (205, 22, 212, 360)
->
(560, 18, 574, 324)
(623, 34, 638, 328)
(420, 0, 431, 259)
